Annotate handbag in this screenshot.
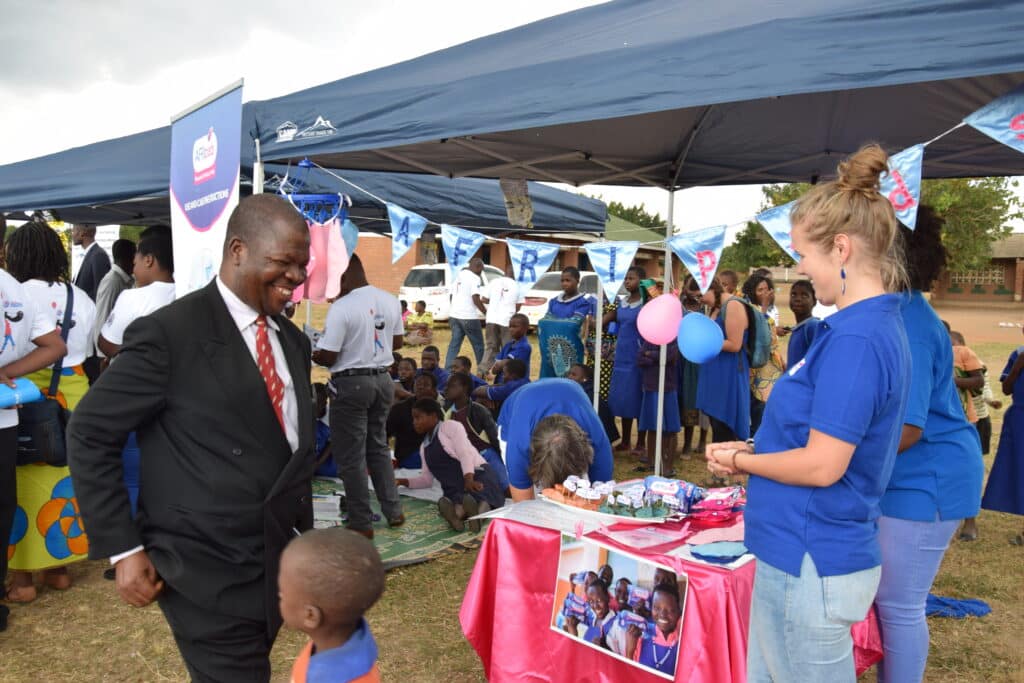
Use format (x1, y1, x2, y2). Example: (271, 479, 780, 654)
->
(16, 283, 74, 466)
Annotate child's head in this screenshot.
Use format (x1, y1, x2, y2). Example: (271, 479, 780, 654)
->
(400, 300, 408, 312)
(444, 371, 472, 404)
(413, 372, 438, 400)
(789, 280, 816, 319)
(411, 398, 444, 435)
(508, 313, 529, 339)
(421, 346, 440, 371)
(717, 270, 738, 294)
(278, 529, 384, 640)
(415, 300, 426, 314)
(503, 359, 527, 381)
(560, 267, 581, 295)
(598, 564, 613, 585)
(567, 363, 590, 385)
(650, 584, 682, 637)
(313, 382, 329, 419)
(653, 568, 678, 592)
(398, 358, 417, 382)
(586, 579, 611, 619)
(452, 355, 473, 374)
(950, 330, 966, 347)
(615, 577, 632, 606)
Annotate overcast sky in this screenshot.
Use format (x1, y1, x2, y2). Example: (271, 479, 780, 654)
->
(0, 1, 1017, 234)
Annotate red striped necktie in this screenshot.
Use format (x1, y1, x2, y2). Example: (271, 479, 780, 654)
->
(254, 316, 285, 433)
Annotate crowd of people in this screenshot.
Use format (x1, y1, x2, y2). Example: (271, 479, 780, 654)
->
(0, 151, 1020, 681)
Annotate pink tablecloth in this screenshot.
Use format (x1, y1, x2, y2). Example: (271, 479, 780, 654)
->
(459, 518, 883, 683)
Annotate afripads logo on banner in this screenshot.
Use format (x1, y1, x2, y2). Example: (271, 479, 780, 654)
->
(192, 127, 218, 185)
(275, 116, 336, 144)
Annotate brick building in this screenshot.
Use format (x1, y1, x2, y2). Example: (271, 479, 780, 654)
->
(931, 233, 1024, 303)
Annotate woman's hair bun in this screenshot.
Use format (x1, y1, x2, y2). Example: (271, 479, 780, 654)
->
(835, 143, 889, 196)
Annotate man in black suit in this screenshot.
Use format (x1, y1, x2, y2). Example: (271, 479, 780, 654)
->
(68, 195, 315, 682)
(72, 224, 111, 382)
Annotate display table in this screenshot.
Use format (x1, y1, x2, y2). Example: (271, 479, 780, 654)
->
(460, 518, 882, 682)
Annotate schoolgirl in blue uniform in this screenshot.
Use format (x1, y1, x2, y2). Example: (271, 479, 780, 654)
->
(706, 145, 912, 682)
(607, 266, 647, 454)
(785, 279, 821, 365)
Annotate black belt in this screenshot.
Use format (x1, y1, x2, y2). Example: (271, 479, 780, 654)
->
(333, 367, 389, 377)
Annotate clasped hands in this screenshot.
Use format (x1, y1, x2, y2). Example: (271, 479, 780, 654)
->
(704, 441, 752, 477)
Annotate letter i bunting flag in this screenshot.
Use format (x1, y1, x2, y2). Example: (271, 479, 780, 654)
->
(668, 226, 727, 295)
(507, 238, 560, 290)
(441, 225, 486, 280)
(169, 81, 243, 298)
(584, 242, 639, 302)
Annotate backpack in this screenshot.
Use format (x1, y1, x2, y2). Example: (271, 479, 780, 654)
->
(722, 297, 772, 369)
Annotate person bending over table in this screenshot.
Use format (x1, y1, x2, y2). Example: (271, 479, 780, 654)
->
(496, 377, 613, 501)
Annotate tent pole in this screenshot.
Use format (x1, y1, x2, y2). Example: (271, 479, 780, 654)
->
(592, 265, 603, 412)
(254, 138, 264, 195)
(654, 189, 675, 477)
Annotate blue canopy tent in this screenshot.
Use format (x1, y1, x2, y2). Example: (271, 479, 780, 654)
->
(243, 0, 1024, 473)
(0, 126, 606, 233)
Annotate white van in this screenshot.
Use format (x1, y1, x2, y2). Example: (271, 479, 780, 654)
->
(399, 263, 505, 322)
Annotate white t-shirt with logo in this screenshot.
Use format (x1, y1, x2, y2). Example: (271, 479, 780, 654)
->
(317, 285, 404, 373)
(449, 269, 484, 320)
(1, 270, 57, 429)
(22, 280, 96, 367)
(484, 276, 523, 327)
(101, 281, 177, 345)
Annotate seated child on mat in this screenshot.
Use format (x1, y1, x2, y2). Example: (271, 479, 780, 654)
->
(396, 399, 505, 533)
(451, 355, 488, 391)
(444, 372, 510, 490)
(279, 528, 385, 683)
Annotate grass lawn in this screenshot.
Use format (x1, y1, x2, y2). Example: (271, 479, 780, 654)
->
(2, 313, 1021, 682)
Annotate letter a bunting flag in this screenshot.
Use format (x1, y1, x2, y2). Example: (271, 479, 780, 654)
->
(387, 203, 429, 263)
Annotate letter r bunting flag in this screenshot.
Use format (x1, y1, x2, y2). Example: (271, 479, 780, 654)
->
(584, 241, 639, 302)
(755, 202, 799, 262)
(441, 224, 486, 280)
(668, 226, 727, 295)
(387, 203, 429, 263)
(965, 84, 1024, 155)
(507, 238, 560, 290)
(879, 144, 924, 231)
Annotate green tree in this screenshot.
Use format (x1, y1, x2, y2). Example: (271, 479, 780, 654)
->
(604, 200, 664, 228)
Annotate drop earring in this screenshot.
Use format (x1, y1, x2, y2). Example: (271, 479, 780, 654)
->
(840, 266, 847, 295)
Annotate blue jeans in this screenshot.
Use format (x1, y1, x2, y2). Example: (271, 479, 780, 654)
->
(875, 515, 959, 683)
(445, 317, 485, 370)
(747, 553, 881, 683)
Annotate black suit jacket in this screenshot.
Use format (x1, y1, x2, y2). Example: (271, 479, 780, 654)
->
(67, 280, 315, 632)
(74, 244, 111, 301)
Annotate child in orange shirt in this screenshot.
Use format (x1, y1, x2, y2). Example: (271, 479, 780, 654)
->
(280, 529, 385, 683)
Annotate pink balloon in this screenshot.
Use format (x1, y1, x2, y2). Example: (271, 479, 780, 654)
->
(637, 294, 683, 345)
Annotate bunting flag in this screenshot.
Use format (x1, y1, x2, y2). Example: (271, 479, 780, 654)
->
(667, 225, 727, 294)
(755, 201, 799, 262)
(507, 238, 560, 290)
(387, 202, 428, 263)
(880, 144, 924, 230)
(584, 241, 640, 302)
(441, 224, 487, 280)
(965, 83, 1024, 155)
(340, 218, 359, 256)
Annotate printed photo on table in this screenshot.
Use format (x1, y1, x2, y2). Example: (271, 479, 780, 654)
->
(551, 535, 688, 680)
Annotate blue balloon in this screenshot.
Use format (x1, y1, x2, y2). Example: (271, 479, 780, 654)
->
(678, 312, 724, 364)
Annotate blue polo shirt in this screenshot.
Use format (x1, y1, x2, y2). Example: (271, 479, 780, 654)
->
(497, 378, 613, 490)
(486, 376, 531, 403)
(495, 336, 532, 383)
(880, 291, 983, 521)
(746, 293, 910, 577)
(786, 317, 821, 365)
